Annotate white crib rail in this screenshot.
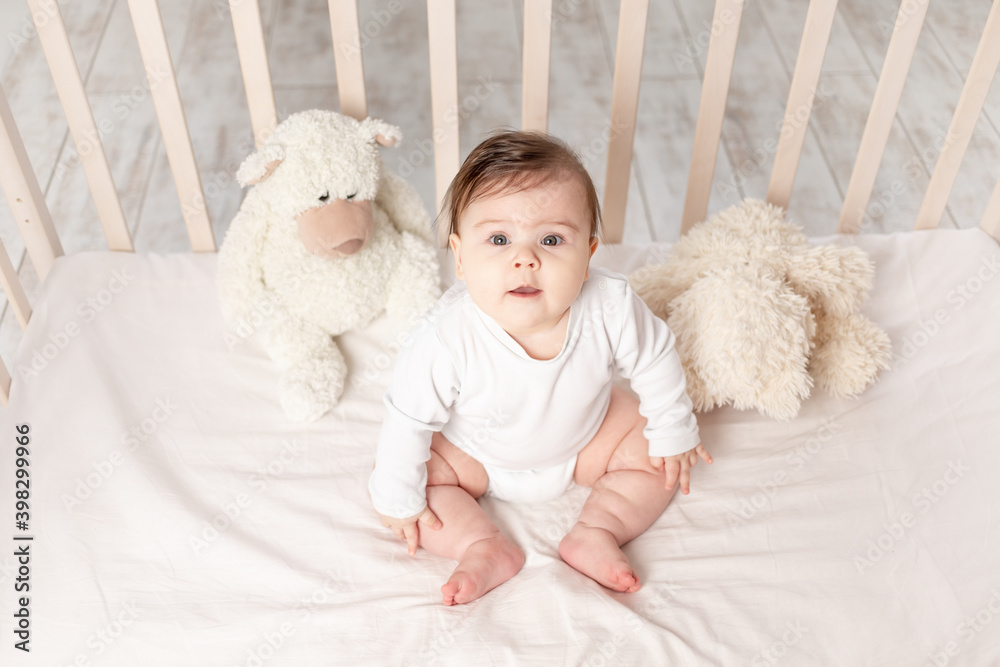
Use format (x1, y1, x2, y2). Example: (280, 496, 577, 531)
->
(766, 0, 839, 211)
(602, 0, 650, 244)
(0, 238, 29, 332)
(125, 0, 215, 252)
(521, 0, 553, 134)
(0, 80, 60, 405)
(0, 237, 30, 403)
(0, 355, 8, 404)
(28, 0, 133, 252)
(329, 0, 368, 121)
(915, 0, 1000, 231)
(837, 0, 929, 233)
(681, 0, 744, 234)
(7, 0, 998, 259)
(0, 82, 63, 281)
(983, 177, 1000, 239)
(229, 0, 278, 148)
(428, 0, 460, 247)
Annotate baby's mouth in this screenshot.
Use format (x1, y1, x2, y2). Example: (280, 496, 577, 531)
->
(510, 286, 541, 296)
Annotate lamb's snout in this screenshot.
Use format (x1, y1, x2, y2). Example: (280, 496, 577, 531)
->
(333, 239, 364, 256)
(296, 199, 373, 259)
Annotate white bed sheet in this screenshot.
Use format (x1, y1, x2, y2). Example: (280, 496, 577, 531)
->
(1, 228, 999, 666)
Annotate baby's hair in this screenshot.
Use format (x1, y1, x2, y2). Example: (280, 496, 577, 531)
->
(441, 130, 602, 241)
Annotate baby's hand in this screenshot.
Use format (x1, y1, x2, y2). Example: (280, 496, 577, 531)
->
(649, 443, 713, 495)
(379, 507, 442, 556)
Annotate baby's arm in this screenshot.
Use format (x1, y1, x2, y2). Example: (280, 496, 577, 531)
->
(612, 275, 712, 491)
(370, 423, 440, 556)
(369, 322, 460, 553)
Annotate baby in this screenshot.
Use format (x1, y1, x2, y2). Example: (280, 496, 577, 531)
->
(369, 130, 711, 606)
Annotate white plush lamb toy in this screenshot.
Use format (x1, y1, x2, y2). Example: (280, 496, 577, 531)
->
(217, 110, 441, 422)
(630, 199, 891, 420)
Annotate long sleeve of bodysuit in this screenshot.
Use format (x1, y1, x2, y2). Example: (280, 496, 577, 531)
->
(612, 280, 701, 458)
(368, 326, 460, 519)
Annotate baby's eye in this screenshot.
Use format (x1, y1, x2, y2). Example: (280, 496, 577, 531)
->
(541, 234, 564, 246)
(346, 192, 357, 201)
(319, 191, 330, 202)
(489, 234, 509, 246)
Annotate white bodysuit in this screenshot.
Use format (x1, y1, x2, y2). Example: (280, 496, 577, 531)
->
(368, 267, 700, 519)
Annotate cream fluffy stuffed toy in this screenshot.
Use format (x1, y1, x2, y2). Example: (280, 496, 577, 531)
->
(217, 110, 441, 422)
(630, 198, 891, 420)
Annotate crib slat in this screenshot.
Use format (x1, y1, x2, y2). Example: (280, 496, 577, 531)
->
(837, 0, 929, 233)
(30, 0, 133, 252)
(681, 0, 746, 234)
(329, 0, 367, 120)
(915, 1, 1000, 231)
(601, 0, 649, 244)
(0, 82, 64, 281)
(0, 239, 31, 331)
(981, 176, 1000, 242)
(125, 0, 215, 252)
(766, 0, 839, 210)
(521, 0, 552, 133)
(229, 0, 278, 147)
(428, 0, 459, 247)
(0, 357, 10, 406)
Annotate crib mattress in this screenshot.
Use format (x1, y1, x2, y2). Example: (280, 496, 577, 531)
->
(1, 228, 999, 666)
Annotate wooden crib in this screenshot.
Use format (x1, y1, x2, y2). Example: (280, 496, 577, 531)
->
(1, 0, 999, 665)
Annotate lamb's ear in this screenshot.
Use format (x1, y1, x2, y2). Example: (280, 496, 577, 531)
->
(237, 144, 285, 186)
(360, 117, 402, 147)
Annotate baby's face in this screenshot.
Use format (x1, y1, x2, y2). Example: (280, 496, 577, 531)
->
(449, 175, 598, 343)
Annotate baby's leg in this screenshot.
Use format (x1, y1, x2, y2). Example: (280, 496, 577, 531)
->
(422, 433, 524, 605)
(560, 386, 676, 593)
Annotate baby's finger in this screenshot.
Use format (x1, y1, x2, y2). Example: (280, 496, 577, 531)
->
(696, 444, 713, 464)
(419, 507, 443, 530)
(663, 462, 680, 491)
(404, 523, 420, 556)
(649, 456, 665, 470)
(679, 466, 692, 495)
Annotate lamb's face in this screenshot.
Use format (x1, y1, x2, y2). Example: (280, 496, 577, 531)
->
(238, 110, 403, 259)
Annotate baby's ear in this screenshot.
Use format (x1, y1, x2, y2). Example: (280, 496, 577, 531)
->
(449, 233, 464, 280)
(360, 117, 403, 147)
(237, 144, 285, 186)
(585, 236, 599, 278)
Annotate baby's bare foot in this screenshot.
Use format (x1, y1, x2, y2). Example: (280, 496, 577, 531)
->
(441, 534, 524, 606)
(559, 523, 641, 593)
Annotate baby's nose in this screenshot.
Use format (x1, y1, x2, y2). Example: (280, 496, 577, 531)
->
(513, 248, 538, 269)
